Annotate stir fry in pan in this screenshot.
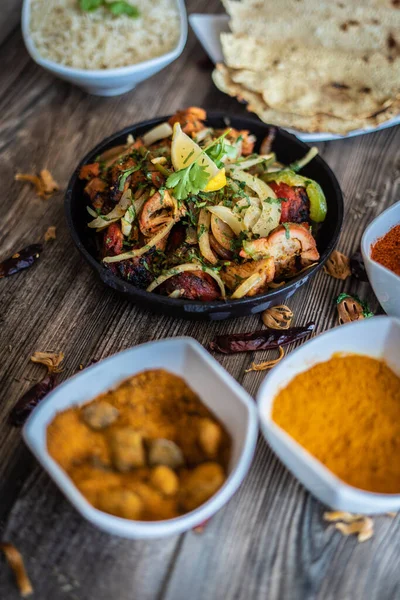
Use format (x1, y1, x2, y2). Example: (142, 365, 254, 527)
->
(80, 108, 327, 301)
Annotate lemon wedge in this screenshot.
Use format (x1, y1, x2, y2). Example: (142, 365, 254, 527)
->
(204, 168, 227, 192)
(171, 123, 226, 191)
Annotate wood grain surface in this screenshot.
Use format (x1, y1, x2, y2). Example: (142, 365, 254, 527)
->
(1, 1, 400, 598)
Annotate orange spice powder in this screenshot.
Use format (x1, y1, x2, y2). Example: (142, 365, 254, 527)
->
(371, 224, 400, 277)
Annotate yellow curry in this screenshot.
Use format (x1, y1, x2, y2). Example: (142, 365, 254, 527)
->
(47, 369, 231, 521)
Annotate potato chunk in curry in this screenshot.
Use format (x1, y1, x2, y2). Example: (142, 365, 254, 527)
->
(47, 369, 231, 521)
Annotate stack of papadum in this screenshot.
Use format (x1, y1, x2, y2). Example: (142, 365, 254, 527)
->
(212, 0, 400, 134)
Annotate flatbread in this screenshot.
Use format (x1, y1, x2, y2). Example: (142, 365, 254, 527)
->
(223, 0, 400, 55)
(227, 48, 399, 120)
(212, 63, 400, 134)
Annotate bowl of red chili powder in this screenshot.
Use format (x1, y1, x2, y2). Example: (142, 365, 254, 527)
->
(362, 201, 400, 317)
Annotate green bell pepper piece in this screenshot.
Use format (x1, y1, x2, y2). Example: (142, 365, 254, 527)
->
(305, 179, 327, 223)
(262, 169, 327, 223)
(263, 169, 305, 187)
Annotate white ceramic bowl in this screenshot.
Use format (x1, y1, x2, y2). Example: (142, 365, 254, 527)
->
(23, 337, 258, 539)
(361, 201, 400, 318)
(257, 317, 400, 514)
(21, 0, 187, 96)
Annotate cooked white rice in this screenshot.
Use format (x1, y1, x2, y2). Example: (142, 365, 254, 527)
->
(29, 0, 181, 70)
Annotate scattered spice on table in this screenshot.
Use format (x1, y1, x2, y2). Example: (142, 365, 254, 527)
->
(245, 346, 285, 373)
(336, 293, 373, 324)
(325, 513, 374, 543)
(371, 223, 400, 277)
(272, 354, 400, 493)
(209, 322, 315, 354)
(15, 169, 59, 199)
(44, 226, 57, 242)
(323, 250, 351, 280)
(9, 351, 64, 426)
(324, 511, 397, 543)
(261, 305, 293, 329)
(1, 542, 33, 597)
(349, 249, 368, 282)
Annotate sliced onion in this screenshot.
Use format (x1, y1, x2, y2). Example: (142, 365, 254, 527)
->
(151, 156, 167, 165)
(146, 263, 226, 298)
(168, 289, 184, 299)
(198, 209, 218, 265)
(243, 205, 262, 231)
(252, 199, 281, 238)
(211, 214, 235, 250)
(234, 196, 260, 210)
(207, 206, 244, 236)
(103, 220, 174, 264)
(133, 191, 148, 217)
(86, 205, 98, 218)
(226, 154, 274, 171)
(142, 122, 173, 147)
(88, 189, 132, 230)
(194, 128, 213, 143)
(121, 205, 136, 237)
(230, 169, 277, 201)
(231, 273, 262, 299)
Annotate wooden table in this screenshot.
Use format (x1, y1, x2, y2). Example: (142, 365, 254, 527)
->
(1, 2, 399, 598)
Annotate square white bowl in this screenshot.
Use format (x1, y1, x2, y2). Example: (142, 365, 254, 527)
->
(361, 201, 400, 318)
(23, 337, 258, 539)
(257, 317, 400, 514)
(22, 0, 187, 96)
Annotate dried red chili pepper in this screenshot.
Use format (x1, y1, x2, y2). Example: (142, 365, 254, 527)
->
(0, 244, 42, 279)
(209, 322, 315, 354)
(9, 373, 56, 426)
(9, 351, 64, 426)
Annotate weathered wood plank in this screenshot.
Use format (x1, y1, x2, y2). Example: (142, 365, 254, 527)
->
(0, 0, 22, 46)
(1, 1, 400, 598)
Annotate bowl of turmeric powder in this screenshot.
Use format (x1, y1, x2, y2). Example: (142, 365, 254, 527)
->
(23, 338, 257, 539)
(361, 201, 400, 318)
(257, 316, 400, 514)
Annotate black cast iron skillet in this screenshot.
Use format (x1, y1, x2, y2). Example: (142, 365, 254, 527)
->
(65, 113, 344, 320)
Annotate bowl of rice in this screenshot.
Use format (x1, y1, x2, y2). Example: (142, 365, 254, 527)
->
(22, 0, 187, 96)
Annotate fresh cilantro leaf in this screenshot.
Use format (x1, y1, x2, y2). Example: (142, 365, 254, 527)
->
(205, 131, 236, 167)
(80, 0, 103, 10)
(79, 0, 140, 17)
(118, 164, 141, 190)
(283, 223, 291, 239)
(106, 1, 140, 17)
(166, 162, 210, 200)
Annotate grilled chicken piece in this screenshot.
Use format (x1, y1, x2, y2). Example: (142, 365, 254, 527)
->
(240, 224, 319, 278)
(117, 256, 154, 289)
(84, 177, 107, 207)
(139, 190, 178, 237)
(268, 224, 319, 275)
(159, 271, 220, 301)
(103, 222, 123, 257)
(269, 182, 310, 224)
(168, 107, 207, 135)
(79, 162, 100, 180)
(221, 257, 275, 295)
